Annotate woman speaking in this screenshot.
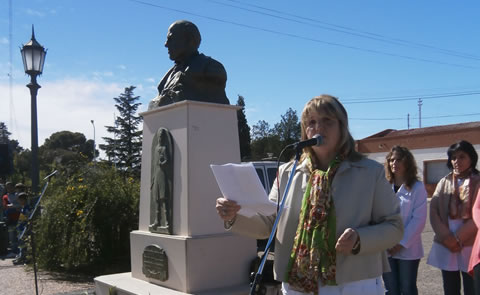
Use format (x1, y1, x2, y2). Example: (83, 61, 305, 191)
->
(216, 95, 403, 295)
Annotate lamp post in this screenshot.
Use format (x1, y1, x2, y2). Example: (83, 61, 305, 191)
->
(20, 24, 46, 295)
(21, 25, 46, 196)
(91, 120, 96, 163)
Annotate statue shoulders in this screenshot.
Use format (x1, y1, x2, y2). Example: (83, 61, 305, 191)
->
(188, 53, 227, 77)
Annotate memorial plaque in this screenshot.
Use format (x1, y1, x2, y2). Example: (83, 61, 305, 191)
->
(142, 245, 168, 281)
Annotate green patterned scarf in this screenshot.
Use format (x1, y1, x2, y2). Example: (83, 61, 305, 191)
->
(285, 156, 342, 294)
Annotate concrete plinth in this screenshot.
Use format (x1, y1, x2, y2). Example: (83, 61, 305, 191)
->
(95, 101, 256, 295)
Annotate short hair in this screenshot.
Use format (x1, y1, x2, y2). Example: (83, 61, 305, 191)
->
(171, 20, 201, 49)
(300, 94, 362, 165)
(385, 145, 419, 189)
(447, 140, 479, 173)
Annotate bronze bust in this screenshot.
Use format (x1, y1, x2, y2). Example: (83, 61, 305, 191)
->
(148, 20, 230, 109)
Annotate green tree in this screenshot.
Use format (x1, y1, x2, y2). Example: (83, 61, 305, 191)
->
(0, 122, 10, 144)
(39, 131, 94, 173)
(274, 108, 301, 145)
(250, 120, 282, 160)
(0, 122, 22, 177)
(251, 120, 272, 140)
(236, 95, 251, 160)
(100, 86, 143, 176)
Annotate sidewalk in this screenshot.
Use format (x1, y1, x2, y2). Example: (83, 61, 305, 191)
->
(0, 255, 95, 295)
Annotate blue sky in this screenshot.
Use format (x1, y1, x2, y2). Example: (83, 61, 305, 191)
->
(1, 0, 480, 154)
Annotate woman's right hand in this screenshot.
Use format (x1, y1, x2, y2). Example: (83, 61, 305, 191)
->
(215, 198, 241, 221)
(442, 233, 462, 253)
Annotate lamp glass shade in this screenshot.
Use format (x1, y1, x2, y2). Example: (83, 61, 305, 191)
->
(21, 45, 46, 75)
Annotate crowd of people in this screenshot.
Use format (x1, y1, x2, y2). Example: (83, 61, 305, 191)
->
(0, 179, 31, 265)
(216, 95, 480, 295)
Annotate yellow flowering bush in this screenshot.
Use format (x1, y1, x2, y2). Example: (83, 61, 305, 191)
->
(35, 163, 139, 274)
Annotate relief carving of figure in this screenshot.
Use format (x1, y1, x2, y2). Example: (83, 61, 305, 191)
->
(149, 127, 174, 234)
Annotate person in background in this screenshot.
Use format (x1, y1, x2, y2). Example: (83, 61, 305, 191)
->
(216, 95, 403, 295)
(14, 183, 25, 194)
(13, 192, 30, 265)
(428, 140, 480, 295)
(382, 146, 428, 295)
(0, 177, 6, 199)
(2, 182, 20, 256)
(0, 177, 6, 216)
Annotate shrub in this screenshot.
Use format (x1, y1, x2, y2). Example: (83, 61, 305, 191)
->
(35, 163, 139, 274)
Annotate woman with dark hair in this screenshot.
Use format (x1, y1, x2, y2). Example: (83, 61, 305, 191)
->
(383, 146, 427, 295)
(216, 95, 403, 294)
(428, 140, 480, 295)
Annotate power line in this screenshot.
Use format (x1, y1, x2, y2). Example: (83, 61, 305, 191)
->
(341, 91, 480, 104)
(350, 112, 480, 121)
(129, 0, 480, 70)
(210, 0, 480, 62)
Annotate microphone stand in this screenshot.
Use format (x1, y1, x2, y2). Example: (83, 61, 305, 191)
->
(19, 170, 57, 295)
(249, 149, 302, 295)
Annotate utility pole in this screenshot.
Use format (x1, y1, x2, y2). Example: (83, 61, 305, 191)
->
(418, 98, 423, 128)
(407, 113, 410, 129)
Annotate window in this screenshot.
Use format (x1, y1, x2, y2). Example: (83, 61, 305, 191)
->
(255, 168, 266, 191)
(424, 160, 449, 184)
(267, 168, 278, 192)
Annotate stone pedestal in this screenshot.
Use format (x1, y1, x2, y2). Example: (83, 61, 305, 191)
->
(95, 101, 256, 295)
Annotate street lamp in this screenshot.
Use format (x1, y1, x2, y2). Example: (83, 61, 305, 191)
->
(21, 25, 46, 195)
(91, 120, 96, 162)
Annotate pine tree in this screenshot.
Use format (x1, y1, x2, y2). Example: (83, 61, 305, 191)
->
(0, 122, 22, 176)
(100, 86, 143, 176)
(0, 122, 11, 144)
(236, 95, 251, 160)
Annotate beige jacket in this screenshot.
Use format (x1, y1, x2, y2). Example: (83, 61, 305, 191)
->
(231, 157, 403, 285)
(430, 173, 480, 247)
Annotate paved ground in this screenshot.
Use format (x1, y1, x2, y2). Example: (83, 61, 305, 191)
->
(0, 256, 95, 295)
(417, 204, 444, 295)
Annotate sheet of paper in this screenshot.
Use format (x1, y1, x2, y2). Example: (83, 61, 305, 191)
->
(210, 163, 277, 217)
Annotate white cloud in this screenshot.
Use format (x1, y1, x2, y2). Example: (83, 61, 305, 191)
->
(93, 71, 114, 78)
(146, 78, 156, 83)
(117, 65, 126, 70)
(0, 37, 8, 45)
(0, 79, 126, 158)
(26, 9, 45, 17)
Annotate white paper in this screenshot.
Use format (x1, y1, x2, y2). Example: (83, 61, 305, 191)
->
(210, 163, 277, 217)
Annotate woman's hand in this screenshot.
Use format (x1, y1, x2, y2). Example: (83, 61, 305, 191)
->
(387, 244, 404, 256)
(335, 228, 359, 254)
(215, 197, 241, 221)
(442, 233, 462, 253)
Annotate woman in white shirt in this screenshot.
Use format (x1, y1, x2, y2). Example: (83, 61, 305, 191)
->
(383, 146, 428, 295)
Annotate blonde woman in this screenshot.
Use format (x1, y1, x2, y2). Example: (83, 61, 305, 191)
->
(216, 95, 403, 295)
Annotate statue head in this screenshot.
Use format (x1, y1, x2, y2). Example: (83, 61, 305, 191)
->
(165, 20, 202, 63)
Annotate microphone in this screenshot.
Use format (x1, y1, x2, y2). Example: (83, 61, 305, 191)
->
(289, 134, 323, 150)
(43, 170, 58, 180)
